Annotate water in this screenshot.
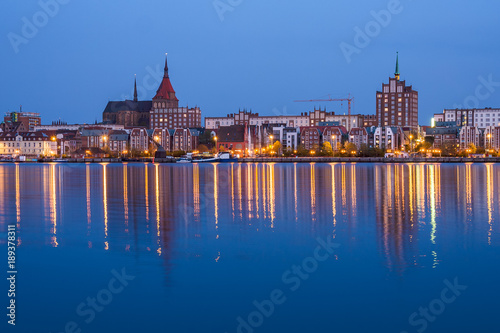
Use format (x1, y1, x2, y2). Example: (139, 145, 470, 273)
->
(0, 163, 499, 333)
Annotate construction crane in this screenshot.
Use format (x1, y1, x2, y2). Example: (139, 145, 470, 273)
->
(294, 94, 354, 130)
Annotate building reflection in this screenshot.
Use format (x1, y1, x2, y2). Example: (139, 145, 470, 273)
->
(1, 161, 499, 278)
(374, 164, 419, 273)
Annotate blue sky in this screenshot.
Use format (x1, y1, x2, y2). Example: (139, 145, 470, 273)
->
(1, 0, 500, 125)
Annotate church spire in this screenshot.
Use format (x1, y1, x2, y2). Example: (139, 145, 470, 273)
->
(163, 53, 169, 78)
(394, 52, 400, 80)
(133, 74, 138, 102)
(153, 53, 178, 105)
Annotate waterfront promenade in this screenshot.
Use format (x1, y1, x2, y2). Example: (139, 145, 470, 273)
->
(6, 156, 500, 164)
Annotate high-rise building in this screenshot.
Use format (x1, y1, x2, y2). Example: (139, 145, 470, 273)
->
(3, 109, 41, 132)
(376, 53, 418, 130)
(150, 54, 201, 129)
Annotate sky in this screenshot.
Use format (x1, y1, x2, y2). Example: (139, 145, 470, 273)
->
(1, 0, 500, 125)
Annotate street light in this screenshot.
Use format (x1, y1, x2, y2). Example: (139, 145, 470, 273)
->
(214, 136, 218, 153)
(102, 135, 108, 150)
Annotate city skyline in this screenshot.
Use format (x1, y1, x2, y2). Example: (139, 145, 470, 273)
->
(2, 1, 500, 124)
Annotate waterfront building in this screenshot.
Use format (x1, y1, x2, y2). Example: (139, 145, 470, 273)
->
(376, 54, 418, 130)
(172, 128, 200, 152)
(373, 126, 404, 150)
(458, 126, 481, 150)
(216, 125, 248, 153)
(0, 132, 56, 157)
(108, 130, 129, 153)
(322, 127, 345, 150)
(272, 126, 300, 151)
(150, 55, 201, 130)
(152, 128, 171, 151)
(490, 127, 500, 150)
(129, 128, 150, 152)
(299, 126, 346, 151)
(81, 127, 110, 149)
(349, 127, 368, 148)
(300, 127, 322, 150)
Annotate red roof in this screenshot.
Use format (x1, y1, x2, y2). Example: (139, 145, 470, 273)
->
(153, 76, 178, 100)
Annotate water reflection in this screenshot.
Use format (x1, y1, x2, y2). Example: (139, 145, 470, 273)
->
(2, 163, 500, 275)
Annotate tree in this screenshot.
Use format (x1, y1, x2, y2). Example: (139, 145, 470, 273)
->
(297, 145, 309, 157)
(468, 143, 477, 154)
(322, 141, 333, 156)
(358, 143, 371, 157)
(415, 141, 432, 152)
(441, 142, 457, 156)
(424, 136, 435, 146)
(344, 142, 357, 153)
(272, 141, 282, 155)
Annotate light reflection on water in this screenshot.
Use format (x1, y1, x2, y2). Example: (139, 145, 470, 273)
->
(2, 164, 498, 255)
(0, 163, 499, 332)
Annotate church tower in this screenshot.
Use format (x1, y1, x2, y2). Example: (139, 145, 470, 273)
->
(153, 53, 179, 108)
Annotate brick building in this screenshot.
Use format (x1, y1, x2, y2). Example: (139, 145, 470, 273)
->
(376, 53, 418, 130)
(150, 55, 201, 129)
(102, 78, 152, 127)
(3, 110, 41, 132)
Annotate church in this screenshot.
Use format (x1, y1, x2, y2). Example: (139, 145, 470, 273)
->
(102, 54, 201, 129)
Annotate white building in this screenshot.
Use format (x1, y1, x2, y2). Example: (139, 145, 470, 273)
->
(373, 127, 403, 150)
(0, 132, 57, 157)
(435, 108, 500, 129)
(272, 126, 299, 150)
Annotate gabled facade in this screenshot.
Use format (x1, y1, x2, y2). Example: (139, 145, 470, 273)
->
(129, 128, 149, 152)
(349, 127, 368, 148)
(459, 126, 480, 150)
(108, 130, 129, 153)
(322, 126, 345, 150)
(172, 128, 199, 152)
(152, 128, 171, 152)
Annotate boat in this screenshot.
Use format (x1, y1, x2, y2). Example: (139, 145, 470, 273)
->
(176, 157, 192, 163)
(193, 152, 238, 163)
(217, 152, 239, 162)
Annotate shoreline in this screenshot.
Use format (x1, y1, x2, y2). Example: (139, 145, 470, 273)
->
(1, 157, 500, 164)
